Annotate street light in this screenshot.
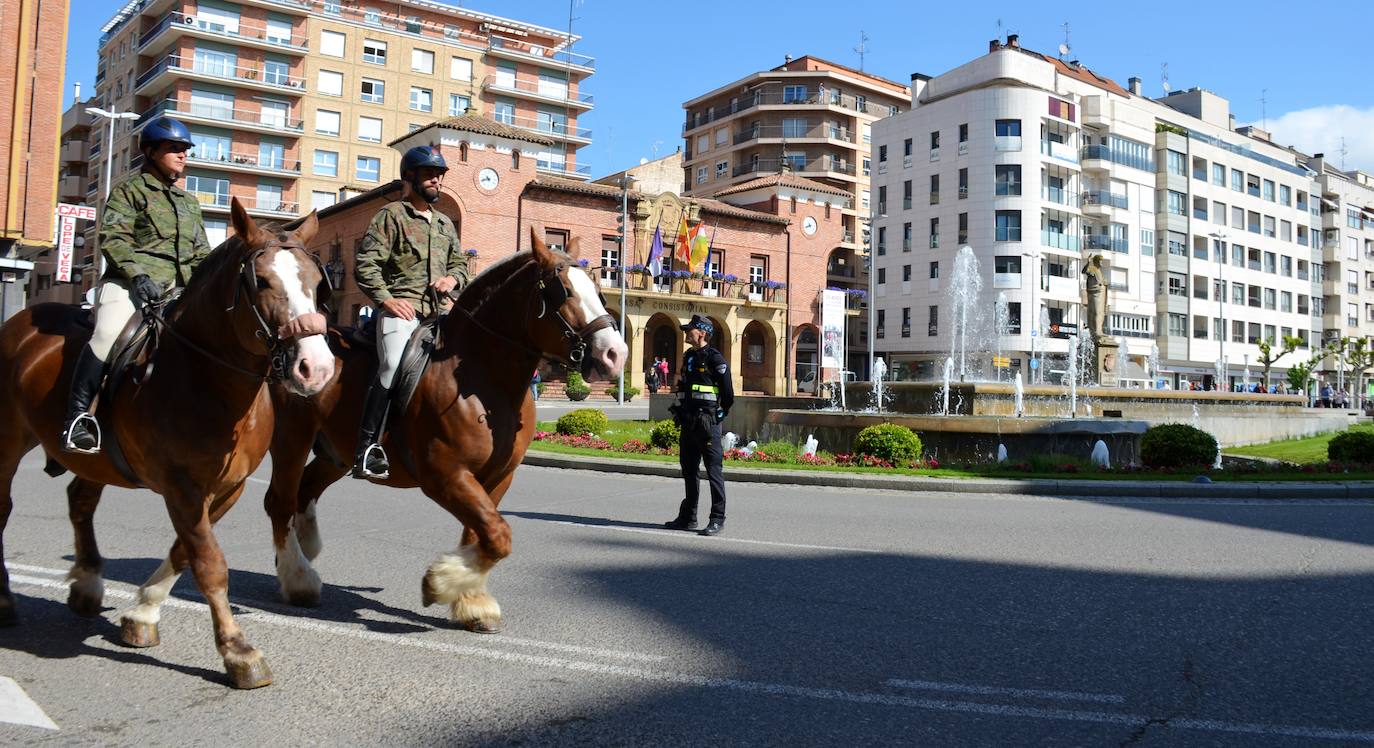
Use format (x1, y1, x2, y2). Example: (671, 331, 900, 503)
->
(86, 107, 141, 276)
(1022, 250, 1040, 383)
(1209, 230, 1228, 390)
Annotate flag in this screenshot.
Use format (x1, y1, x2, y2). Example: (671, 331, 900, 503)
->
(674, 215, 691, 268)
(690, 223, 711, 272)
(647, 227, 666, 277)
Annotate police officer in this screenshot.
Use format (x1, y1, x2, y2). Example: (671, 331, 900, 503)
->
(61, 115, 212, 454)
(351, 145, 468, 479)
(664, 314, 734, 536)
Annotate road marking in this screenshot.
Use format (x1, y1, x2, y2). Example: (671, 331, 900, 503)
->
(512, 518, 884, 554)
(0, 676, 58, 731)
(887, 677, 1124, 704)
(7, 569, 1373, 742)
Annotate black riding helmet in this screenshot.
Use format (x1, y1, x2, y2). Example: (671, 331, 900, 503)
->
(401, 145, 448, 177)
(139, 116, 194, 152)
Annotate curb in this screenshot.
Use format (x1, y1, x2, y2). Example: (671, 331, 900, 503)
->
(521, 451, 1374, 499)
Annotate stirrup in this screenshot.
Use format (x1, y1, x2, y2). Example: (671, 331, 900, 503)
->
(62, 413, 102, 455)
(356, 443, 389, 480)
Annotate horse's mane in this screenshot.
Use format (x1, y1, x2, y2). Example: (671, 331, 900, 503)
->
(454, 248, 570, 313)
(173, 221, 293, 319)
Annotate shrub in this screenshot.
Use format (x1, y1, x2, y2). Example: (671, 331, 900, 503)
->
(565, 371, 591, 401)
(555, 408, 609, 436)
(1328, 429, 1374, 464)
(607, 382, 641, 402)
(1140, 424, 1218, 468)
(650, 419, 680, 449)
(757, 441, 799, 462)
(852, 424, 923, 464)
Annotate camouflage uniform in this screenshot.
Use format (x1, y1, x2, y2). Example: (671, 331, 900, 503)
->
(89, 171, 213, 362)
(355, 199, 467, 388)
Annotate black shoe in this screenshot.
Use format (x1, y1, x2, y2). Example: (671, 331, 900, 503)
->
(352, 381, 391, 479)
(663, 518, 697, 531)
(698, 521, 724, 536)
(61, 345, 106, 454)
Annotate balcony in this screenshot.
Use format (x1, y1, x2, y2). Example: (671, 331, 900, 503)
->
(136, 0, 311, 19)
(188, 150, 301, 177)
(625, 275, 788, 307)
(190, 192, 298, 219)
(536, 160, 592, 179)
(139, 11, 308, 57)
(487, 35, 595, 72)
(683, 89, 896, 133)
(733, 124, 854, 145)
(730, 156, 856, 179)
(501, 113, 592, 145)
(1040, 139, 1079, 164)
(1041, 186, 1077, 207)
(59, 174, 89, 197)
(1081, 191, 1128, 211)
(140, 99, 303, 136)
(993, 271, 1022, 289)
(135, 54, 306, 95)
(1041, 230, 1080, 252)
(482, 75, 593, 109)
(1083, 234, 1129, 253)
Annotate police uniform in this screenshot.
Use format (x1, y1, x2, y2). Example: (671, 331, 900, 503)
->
(667, 315, 734, 534)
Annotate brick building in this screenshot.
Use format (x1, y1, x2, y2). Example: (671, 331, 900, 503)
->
(309, 115, 851, 395)
(0, 0, 69, 319)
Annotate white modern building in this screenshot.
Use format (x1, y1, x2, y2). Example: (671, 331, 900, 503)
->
(871, 36, 1325, 390)
(1312, 157, 1374, 393)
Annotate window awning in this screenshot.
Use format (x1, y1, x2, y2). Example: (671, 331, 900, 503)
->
(1320, 197, 1340, 209)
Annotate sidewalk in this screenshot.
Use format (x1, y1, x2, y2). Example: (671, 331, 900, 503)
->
(521, 450, 1374, 499)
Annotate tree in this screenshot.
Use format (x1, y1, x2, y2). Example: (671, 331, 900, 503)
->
(1255, 335, 1303, 391)
(1287, 340, 1342, 400)
(1341, 337, 1373, 407)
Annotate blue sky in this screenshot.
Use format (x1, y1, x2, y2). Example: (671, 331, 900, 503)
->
(63, 0, 1374, 174)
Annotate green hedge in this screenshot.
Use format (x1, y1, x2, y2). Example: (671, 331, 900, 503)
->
(1140, 424, 1218, 468)
(852, 424, 923, 463)
(650, 419, 680, 449)
(555, 408, 609, 436)
(1328, 430, 1374, 464)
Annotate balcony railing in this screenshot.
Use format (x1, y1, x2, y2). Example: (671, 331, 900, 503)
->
(140, 11, 308, 52)
(1083, 234, 1129, 252)
(733, 124, 854, 144)
(1081, 191, 1128, 210)
(137, 54, 306, 92)
(535, 160, 592, 178)
(192, 192, 299, 216)
(731, 157, 856, 177)
(1042, 186, 1076, 205)
(189, 151, 301, 174)
(500, 113, 592, 141)
(143, 99, 304, 132)
(1041, 230, 1079, 251)
(683, 88, 897, 132)
(1040, 139, 1078, 163)
(482, 75, 592, 105)
(488, 35, 595, 70)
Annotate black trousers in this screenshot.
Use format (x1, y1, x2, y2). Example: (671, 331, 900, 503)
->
(677, 410, 726, 522)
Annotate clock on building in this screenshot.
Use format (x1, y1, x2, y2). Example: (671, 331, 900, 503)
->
(801, 215, 818, 236)
(477, 168, 500, 191)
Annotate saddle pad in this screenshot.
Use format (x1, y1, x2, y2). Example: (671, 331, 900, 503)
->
(390, 315, 442, 418)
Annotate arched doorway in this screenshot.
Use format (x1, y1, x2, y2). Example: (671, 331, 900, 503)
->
(645, 312, 681, 386)
(707, 315, 731, 370)
(740, 320, 776, 394)
(794, 324, 819, 393)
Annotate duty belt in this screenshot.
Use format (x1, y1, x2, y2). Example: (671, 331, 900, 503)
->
(676, 390, 719, 403)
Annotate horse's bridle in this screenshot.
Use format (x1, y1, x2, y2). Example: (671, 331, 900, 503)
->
(231, 243, 330, 381)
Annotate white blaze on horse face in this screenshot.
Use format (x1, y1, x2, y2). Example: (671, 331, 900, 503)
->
(269, 249, 335, 394)
(565, 267, 627, 378)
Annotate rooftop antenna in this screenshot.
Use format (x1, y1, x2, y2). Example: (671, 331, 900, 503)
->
(1339, 137, 1348, 171)
(996, 18, 1003, 41)
(1259, 88, 1268, 130)
(1160, 63, 1171, 95)
(1058, 21, 1071, 59)
(854, 30, 870, 71)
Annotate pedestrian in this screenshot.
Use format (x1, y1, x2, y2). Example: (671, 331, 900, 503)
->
(352, 145, 468, 479)
(644, 358, 659, 394)
(60, 116, 211, 454)
(530, 367, 541, 401)
(657, 356, 670, 385)
(1320, 381, 1333, 408)
(663, 315, 734, 536)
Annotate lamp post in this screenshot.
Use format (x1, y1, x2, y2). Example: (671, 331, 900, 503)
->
(86, 107, 141, 275)
(1210, 230, 1228, 390)
(1022, 250, 1039, 383)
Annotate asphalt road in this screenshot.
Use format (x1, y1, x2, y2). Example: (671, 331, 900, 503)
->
(535, 401, 648, 422)
(2, 452, 1372, 746)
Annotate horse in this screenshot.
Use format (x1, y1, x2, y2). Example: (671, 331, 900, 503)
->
(0, 199, 335, 689)
(261, 228, 626, 633)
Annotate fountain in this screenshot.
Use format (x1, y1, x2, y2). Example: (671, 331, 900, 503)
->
(1214, 358, 1225, 392)
(1090, 440, 1110, 468)
(722, 432, 738, 451)
(1066, 332, 1080, 418)
(948, 246, 984, 380)
(1013, 372, 1025, 418)
(941, 357, 953, 416)
(993, 292, 1010, 382)
(869, 357, 888, 412)
(1147, 342, 1161, 389)
(803, 434, 819, 458)
(996, 443, 1008, 463)
(1243, 365, 1252, 393)
(1037, 307, 1052, 384)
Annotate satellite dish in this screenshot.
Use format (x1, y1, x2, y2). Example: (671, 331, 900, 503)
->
(1058, 43, 1070, 57)
(639, 157, 649, 165)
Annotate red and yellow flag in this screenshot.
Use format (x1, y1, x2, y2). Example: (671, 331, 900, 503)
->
(674, 215, 692, 268)
(690, 223, 711, 271)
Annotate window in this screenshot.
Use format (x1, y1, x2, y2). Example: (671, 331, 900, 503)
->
(928, 175, 938, 205)
(315, 109, 340, 136)
(994, 165, 1021, 196)
(1165, 190, 1186, 216)
(749, 256, 767, 290)
(404, 15, 421, 33)
(262, 58, 290, 86)
(1166, 150, 1186, 176)
(320, 30, 345, 57)
(316, 69, 343, 96)
(186, 174, 229, 206)
(994, 256, 1022, 274)
(902, 265, 912, 282)
(357, 116, 382, 142)
(876, 309, 885, 338)
(362, 39, 387, 65)
(929, 217, 939, 248)
(356, 156, 380, 182)
(412, 48, 434, 74)
(1167, 272, 1187, 297)
(958, 212, 968, 244)
(450, 56, 473, 81)
(877, 268, 886, 285)
(782, 84, 807, 103)
(958, 123, 968, 144)
(1212, 163, 1225, 185)
(1167, 313, 1187, 338)
(601, 237, 622, 285)
(926, 306, 937, 337)
(782, 118, 807, 138)
(363, 7, 381, 25)
(1279, 185, 1291, 206)
(258, 140, 285, 170)
(360, 78, 384, 104)
(322, 0, 340, 13)
(696, 166, 706, 185)
(878, 144, 887, 163)
(448, 94, 471, 116)
(876, 226, 886, 254)
(995, 119, 1021, 150)
(929, 261, 939, 279)
(958, 168, 968, 199)
(1140, 228, 1154, 256)
(1263, 179, 1275, 202)
(1246, 174, 1260, 196)
(409, 86, 432, 112)
(1231, 168, 1243, 192)
(715, 160, 728, 179)
(494, 99, 515, 125)
(902, 222, 912, 251)
(995, 210, 1021, 242)
(716, 128, 728, 146)
(256, 181, 283, 212)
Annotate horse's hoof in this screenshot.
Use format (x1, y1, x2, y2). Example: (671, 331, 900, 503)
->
(67, 589, 103, 618)
(461, 617, 502, 635)
(120, 618, 160, 648)
(282, 587, 320, 608)
(225, 656, 273, 689)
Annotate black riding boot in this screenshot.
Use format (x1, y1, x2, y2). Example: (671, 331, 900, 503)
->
(61, 345, 106, 454)
(352, 381, 391, 479)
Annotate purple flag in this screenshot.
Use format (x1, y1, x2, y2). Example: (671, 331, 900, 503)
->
(647, 227, 666, 277)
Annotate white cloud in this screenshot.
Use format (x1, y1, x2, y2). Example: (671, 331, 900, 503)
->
(1250, 105, 1374, 174)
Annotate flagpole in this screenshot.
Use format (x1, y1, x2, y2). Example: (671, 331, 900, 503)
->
(618, 175, 628, 405)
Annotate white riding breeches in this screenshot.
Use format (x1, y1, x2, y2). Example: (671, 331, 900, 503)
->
(88, 279, 138, 363)
(377, 312, 420, 389)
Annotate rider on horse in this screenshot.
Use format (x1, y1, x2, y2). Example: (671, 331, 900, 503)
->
(61, 115, 212, 454)
(351, 145, 468, 479)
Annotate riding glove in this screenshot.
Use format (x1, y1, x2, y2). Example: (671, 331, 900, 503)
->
(131, 274, 163, 308)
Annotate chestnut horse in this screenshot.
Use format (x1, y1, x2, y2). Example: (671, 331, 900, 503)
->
(0, 199, 335, 688)
(261, 230, 626, 633)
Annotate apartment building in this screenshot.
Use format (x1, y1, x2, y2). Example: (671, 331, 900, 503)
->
(680, 56, 908, 377)
(26, 94, 99, 306)
(871, 36, 1324, 390)
(1312, 157, 1374, 381)
(1, 0, 69, 319)
(92, 0, 594, 248)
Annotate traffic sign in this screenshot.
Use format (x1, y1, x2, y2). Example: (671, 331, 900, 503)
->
(1029, 359, 1040, 370)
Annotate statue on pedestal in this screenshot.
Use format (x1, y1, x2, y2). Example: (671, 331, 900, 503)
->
(1082, 254, 1120, 387)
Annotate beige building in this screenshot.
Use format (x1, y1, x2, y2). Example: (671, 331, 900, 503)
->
(593, 149, 684, 196)
(680, 55, 908, 376)
(27, 93, 100, 306)
(92, 0, 594, 249)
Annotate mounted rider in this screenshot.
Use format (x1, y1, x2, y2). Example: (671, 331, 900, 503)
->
(351, 145, 469, 479)
(61, 115, 212, 454)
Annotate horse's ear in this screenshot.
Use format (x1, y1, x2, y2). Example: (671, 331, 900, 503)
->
(230, 197, 269, 249)
(530, 225, 556, 270)
(566, 235, 581, 259)
(295, 210, 319, 246)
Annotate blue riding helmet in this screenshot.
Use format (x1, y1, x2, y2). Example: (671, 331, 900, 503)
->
(680, 314, 714, 336)
(139, 116, 194, 150)
(401, 145, 448, 176)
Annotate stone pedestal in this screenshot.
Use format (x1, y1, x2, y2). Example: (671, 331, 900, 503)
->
(1096, 339, 1120, 388)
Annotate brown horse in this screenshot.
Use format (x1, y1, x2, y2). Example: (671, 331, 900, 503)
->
(262, 229, 626, 633)
(0, 199, 335, 688)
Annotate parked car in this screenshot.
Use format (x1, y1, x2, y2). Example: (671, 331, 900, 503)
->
(798, 369, 856, 395)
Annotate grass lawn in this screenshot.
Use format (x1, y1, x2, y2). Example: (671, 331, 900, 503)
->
(1227, 424, 1374, 464)
(533, 421, 1374, 483)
